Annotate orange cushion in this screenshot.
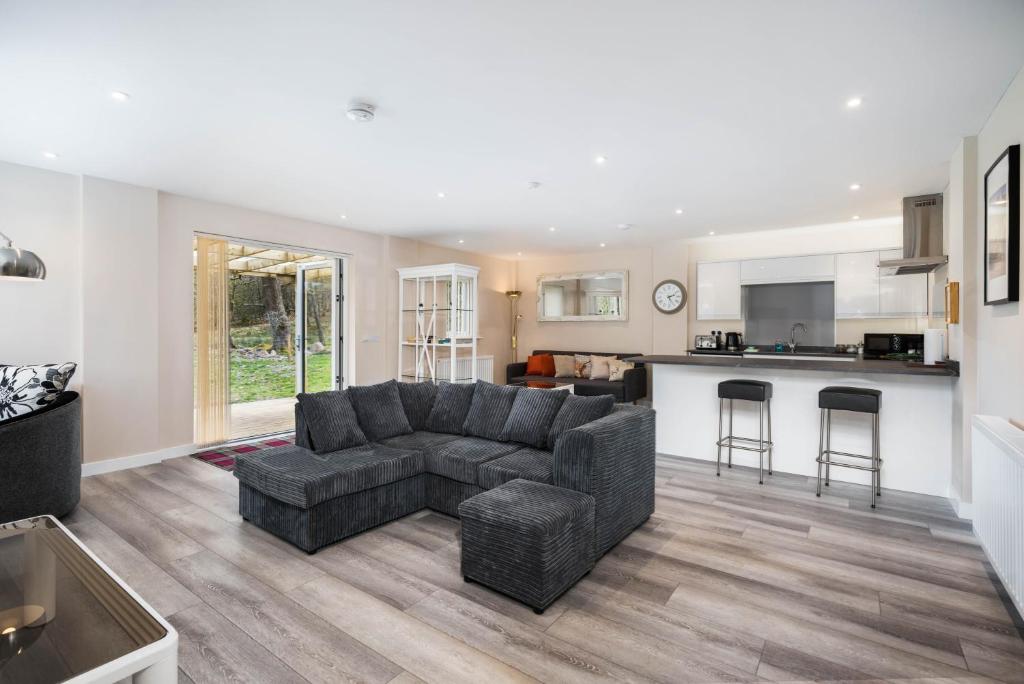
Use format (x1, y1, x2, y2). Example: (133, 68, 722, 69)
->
(525, 354, 556, 377)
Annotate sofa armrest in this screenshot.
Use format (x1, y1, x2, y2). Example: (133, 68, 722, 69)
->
(622, 366, 648, 402)
(553, 405, 656, 554)
(506, 362, 528, 383)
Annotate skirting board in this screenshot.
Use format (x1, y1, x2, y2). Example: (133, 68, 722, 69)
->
(82, 443, 196, 477)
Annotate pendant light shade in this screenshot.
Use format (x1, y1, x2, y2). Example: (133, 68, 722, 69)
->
(0, 232, 46, 281)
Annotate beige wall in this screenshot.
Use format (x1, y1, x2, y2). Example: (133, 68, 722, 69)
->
(513, 242, 690, 364)
(0, 161, 514, 464)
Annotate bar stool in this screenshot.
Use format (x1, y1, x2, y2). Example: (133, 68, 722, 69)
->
(816, 386, 882, 508)
(716, 380, 773, 484)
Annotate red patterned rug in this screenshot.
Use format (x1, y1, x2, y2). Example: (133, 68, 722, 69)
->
(191, 435, 295, 471)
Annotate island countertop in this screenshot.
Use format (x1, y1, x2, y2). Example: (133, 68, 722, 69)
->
(627, 354, 959, 377)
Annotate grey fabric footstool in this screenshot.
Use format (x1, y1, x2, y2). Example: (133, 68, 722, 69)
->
(458, 479, 595, 613)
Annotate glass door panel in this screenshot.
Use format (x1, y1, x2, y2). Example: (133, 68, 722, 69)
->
(296, 261, 339, 394)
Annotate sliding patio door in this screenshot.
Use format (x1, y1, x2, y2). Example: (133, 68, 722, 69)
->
(194, 237, 345, 444)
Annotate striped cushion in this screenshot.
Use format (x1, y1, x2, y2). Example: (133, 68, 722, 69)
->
(424, 436, 522, 485)
(296, 390, 367, 454)
(233, 444, 422, 508)
(547, 393, 615, 448)
(500, 387, 567, 448)
(379, 430, 460, 451)
(397, 381, 437, 431)
(477, 448, 554, 490)
(462, 381, 519, 441)
(425, 382, 477, 435)
(348, 380, 413, 441)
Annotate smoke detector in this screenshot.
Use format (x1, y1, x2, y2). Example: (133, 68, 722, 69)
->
(346, 102, 376, 122)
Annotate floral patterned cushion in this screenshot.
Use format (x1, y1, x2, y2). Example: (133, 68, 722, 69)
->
(0, 363, 77, 423)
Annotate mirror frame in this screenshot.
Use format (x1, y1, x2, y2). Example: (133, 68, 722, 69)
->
(536, 270, 629, 322)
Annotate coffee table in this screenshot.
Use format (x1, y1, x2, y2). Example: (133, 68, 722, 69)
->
(511, 380, 575, 393)
(0, 515, 177, 683)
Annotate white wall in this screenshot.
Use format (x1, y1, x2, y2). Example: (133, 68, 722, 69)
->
(0, 160, 514, 464)
(0, 162, 81, 368)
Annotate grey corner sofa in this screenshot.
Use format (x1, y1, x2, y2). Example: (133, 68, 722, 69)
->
(234, 380, 655, 569)
(0, 391, 82, 523)
(506, 350, 647, 403)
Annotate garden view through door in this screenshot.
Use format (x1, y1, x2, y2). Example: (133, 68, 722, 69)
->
(194, 238, 343, 444)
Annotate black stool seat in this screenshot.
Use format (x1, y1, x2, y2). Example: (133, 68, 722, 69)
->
(818, 386, 881, 414)
(718, 379, 773, 402)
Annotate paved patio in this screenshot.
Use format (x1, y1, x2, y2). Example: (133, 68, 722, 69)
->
(230, 397, 295, 440)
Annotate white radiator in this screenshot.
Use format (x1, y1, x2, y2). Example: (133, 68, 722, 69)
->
(405, 354, 493, 383)
(972, 415, 1024, 617)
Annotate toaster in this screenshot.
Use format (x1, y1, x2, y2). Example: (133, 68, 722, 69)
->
(695, 335, 717, 349)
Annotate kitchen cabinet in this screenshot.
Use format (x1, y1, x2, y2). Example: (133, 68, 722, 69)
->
(879, 249, 928, 316)
(740, 254, 835, 284)
(697, 260, 742, 320)
(835, 251, 880, 318)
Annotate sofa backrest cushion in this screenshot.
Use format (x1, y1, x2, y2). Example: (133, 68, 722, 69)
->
(552, 355, 575, 378)
(296, 390, 368, 454)
(0, 362, 77, 424)
(462, 381, 519, 441)
(532, 351, 645, 371)
(500, 387, 568, 449)
(525, 354, 555, 377)
(396, 381, 437, 431)
(547, 393, 616, 448)
(347, 380, 413, 441)
(426, 382, 477, 435)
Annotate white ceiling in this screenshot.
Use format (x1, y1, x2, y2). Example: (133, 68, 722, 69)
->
(2, 1, 1024, 258)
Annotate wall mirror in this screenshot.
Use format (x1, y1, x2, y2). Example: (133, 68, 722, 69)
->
(536, 270, 628, 322)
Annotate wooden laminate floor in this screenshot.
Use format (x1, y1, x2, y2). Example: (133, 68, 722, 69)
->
(64, 454, 1024, 683)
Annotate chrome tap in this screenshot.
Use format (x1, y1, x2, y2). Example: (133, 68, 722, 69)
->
(789, 323, 807, 353)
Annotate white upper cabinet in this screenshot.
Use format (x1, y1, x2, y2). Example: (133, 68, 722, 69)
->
(697, 260, 742, 320)
(739, 254, 835, 284)
(878, 249, 928, 316)
(835, 251, 880, 318)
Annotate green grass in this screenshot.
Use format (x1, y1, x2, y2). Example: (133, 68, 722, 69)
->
(230, 352, 332, 403)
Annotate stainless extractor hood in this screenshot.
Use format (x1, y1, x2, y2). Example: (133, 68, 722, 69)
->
(878, 194, 948, 275)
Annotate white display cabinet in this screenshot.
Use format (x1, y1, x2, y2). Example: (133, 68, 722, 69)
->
(397, 263, 480, 383)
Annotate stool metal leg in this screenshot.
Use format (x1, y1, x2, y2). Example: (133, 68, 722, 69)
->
(716, 398, 723, 476)
(824, 409, 831, 487)
(767, 399, 773, 475)
(758, 401, 764, 485)
(875, 414, 882, 498)
(727, 399, 733, 468)
(816, 408, 824, 497)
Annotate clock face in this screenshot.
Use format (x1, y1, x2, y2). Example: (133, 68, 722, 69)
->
(653, 280, 686, 314)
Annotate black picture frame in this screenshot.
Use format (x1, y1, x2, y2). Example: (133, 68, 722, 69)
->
(984, 144, 1020, 305)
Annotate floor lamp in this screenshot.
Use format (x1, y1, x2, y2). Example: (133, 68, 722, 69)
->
(505, 290, 523, 363)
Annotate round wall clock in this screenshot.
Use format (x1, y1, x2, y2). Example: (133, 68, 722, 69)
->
(653, 279, 687, 314)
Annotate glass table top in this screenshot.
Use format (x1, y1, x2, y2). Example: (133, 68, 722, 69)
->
(0, 516, 166, 683)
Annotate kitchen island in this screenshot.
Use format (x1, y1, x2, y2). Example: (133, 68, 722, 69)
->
(629, 353, 957, 497)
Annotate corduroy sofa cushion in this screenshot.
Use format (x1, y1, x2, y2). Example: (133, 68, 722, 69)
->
(547, 394, 615, 448)
(396, 381, 438, 431)
(296, 390, 367, 454)
(426, 382, 477, 435)
(424, 436, 522, 485)
(500, 387, 567, 448)
(379, 430, 460, 451)
(348, 380, 413, 441)
(477, 448, 554, 490)
(234, 443, 422, 508)
(463, 381, 519, 441)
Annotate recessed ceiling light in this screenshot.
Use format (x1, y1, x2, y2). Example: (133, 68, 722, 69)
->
(527, 181, 542, 190)
(436, 192, 446, 199)
(849, 183, 861, 191)
(851, 215, 860, 220)
(846, 96, 862, 109)
(110, 90, 130, 102)
(458, 239, 464, 244)
(517, 251, 523, 256)
(339, 214, 347, 220)
(41, 151, 58, 159)
(599, 242, 606, 248)
(548, 226, 556, 232)
(594, 155, 607, 165)
(708, 231, 716, 236)
(674, 208, 683, 215)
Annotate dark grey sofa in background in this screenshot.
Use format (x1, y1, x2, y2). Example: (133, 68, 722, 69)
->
(506, 350, 647, 403)
(0, 391, 82, 523)
(236, 380, 655, 563)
